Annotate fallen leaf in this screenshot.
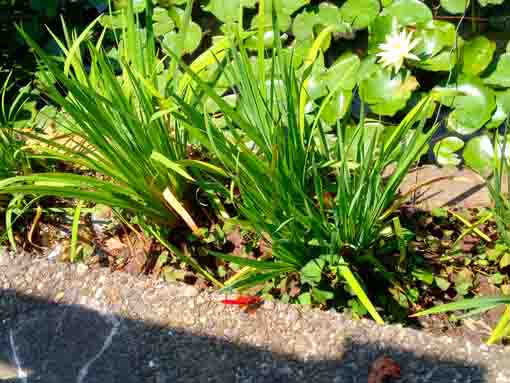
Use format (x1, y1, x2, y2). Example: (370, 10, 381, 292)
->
(104, 237, 127, 252)
(368, 356, 401, 383)
(226, 226, 245, 257)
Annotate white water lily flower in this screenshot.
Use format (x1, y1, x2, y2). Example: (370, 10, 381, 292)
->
(376, 29, 420, 73)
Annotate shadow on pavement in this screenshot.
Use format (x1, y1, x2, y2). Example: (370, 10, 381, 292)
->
(0, 289, 486, 383)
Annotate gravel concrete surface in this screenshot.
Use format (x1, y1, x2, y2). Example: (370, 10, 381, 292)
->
(0, 253, 509, 383)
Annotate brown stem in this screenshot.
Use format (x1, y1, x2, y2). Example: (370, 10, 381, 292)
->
(433, 15, 488, 22)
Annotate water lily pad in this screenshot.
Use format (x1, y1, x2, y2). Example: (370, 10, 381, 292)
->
(291, 39, 313, 68)
(251, 0, 310, 31)
(322, 52, 361, 91)
(462, 36, 496, 76)
(434, 136, 464, 166)
(415, 48, 459, 72)
(413, 20, 457, 57)
(440, 0, 470, 14)
(113, 0, 145, 11)
(359, 66, 419, 116)
(320, 90, 353, 124)
(317, 3, 351, 32)
(100, 12, 125, 29)
(339, 0, 380, 30)
(441, 75, 496, 135)
(463, 134, 510, 175)
(292, 4, 350, 42)
(153, 7, 175, 36)
(306, 75, 328, 100)
(162, 21, 202, 56)
(368, 15, 399, 53)
(479, 0, 504, 5)
(292, 11, 318, 41)
(203, 0, 257, 24)
(381, 0, 433, 26)
(483, 53, 510, 88)
(487, 90, 510, 130)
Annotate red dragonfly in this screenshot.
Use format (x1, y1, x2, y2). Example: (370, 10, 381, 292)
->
(221, 295, 264, 314)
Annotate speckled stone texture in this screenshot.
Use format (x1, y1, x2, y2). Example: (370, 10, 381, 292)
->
(0, 253, 509, 383)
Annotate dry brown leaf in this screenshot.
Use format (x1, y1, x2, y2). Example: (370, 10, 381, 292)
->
(104, 237, 127, 252)
(367, 356, 401, 383)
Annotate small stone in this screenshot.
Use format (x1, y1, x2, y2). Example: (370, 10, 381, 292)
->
(76, 263, 89, 275)
(55, 291, 65, 302)
(177, 285, 199, 297)
(95, 287, 104, 299)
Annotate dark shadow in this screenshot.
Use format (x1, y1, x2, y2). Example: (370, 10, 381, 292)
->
(0, 289, 487, 383)
(443, 182, 488, 208)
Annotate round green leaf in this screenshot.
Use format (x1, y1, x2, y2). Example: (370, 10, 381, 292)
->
(292, 11, 318, 41)
(413, 20, 457, 57)
(415, 49, 459, 72)
(360, 66, 419, 116)
(464, 135, 495, 175)
(339, 0, 380, 30)
(360, 67, 419, 116)
(440, 0, 470, 14)
(434, 136, 464, 166)
(368, 15, 399, 53)
(204, 0, 257, 24)
(322, 52, 361, 91)
(306, 75, 328, 100)
(274, 0, 311, 20)
(462, 36, 496, 76)
(113, 0, 145, 11)
(320, 91, 353, 124)
(442, 75, 496, 135)
(317, 3, 351, 33)
(483, 53, 510, 88)
(381, 0, 433, 26)
(153, 7, 175, 37)
(162, 22, 202, 56)
(251, 0, 310, 31)
(479, 0, 504, 5)
(99, 13, 125, 29)
(487, 90, 510, 130)
(464, 134, 510, 175)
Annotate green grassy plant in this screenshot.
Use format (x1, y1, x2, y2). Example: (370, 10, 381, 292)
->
(0, 69, 30, 181)
(0, 0, 201, 226)
(169, 19, 439, 322)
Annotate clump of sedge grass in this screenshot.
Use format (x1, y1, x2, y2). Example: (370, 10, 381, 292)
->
(170, 18, 439, 323)
(0, 0, 201, 226)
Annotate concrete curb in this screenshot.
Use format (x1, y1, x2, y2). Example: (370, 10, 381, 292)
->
(0, 254, 509, 382)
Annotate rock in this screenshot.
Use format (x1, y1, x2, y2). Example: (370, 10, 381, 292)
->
(76, 263, 89, 275)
